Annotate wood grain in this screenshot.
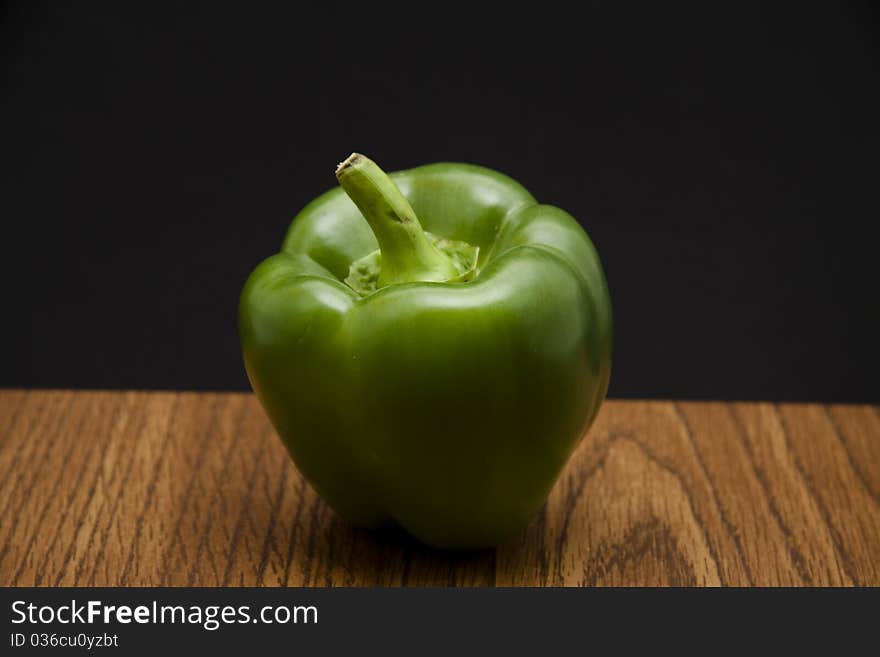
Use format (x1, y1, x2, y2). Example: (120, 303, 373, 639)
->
(0, 390, 877, 586)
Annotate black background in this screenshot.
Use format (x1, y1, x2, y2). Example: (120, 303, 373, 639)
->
(2, 1, 878, 401)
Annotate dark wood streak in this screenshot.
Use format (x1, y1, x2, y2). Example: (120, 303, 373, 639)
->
(80, 397, 150, 586)
(321, 507, 335, 588)
(2, 393, 878, 586)
(0, 395, 90, 577)
(281, 476, 309, 586)
(488, 548, 497, 586)
(119, 394, 181, 585)
(155, 396, 221, 585)
(822, 405, 879, 505)
(13, 396, 104, 584)
(0, 391, 30, 450)
(583, 518, 698, 587)
(0, 394, 70, 519)
(300, 491, 323, 586)
(336, 525, 370, 586)
(255, 459, 291, 585)
(399, 539, 413, 587)
(531, 503, 549, 585)
(553, 437, 611, 583)
(612, 431, 724, 585)
(672, 403, 752, 586)
(186, 398, 252, 585)
(727, 405, 811, 584)
(36, 396, 129, 585)
(221, 422, 273, 585)
(552, 428, 723, 586)
(771, 404, 858, 585)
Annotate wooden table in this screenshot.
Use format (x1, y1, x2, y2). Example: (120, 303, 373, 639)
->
(1, 390, 877, 586)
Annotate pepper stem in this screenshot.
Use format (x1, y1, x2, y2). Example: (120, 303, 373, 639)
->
(336, 153, 458, 287)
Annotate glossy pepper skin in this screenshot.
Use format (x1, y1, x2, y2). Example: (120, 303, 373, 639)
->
(239, 155, 612, 550)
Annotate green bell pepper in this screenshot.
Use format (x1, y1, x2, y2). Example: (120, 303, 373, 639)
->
(239, 154, 612, 550)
